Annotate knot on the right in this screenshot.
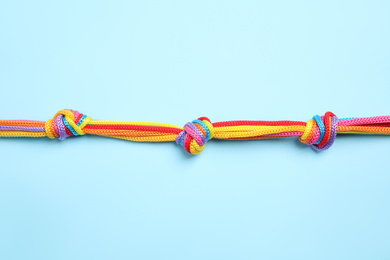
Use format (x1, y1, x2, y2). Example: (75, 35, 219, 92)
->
(299, 112, 338, 151)
(176, 117, 214, 155)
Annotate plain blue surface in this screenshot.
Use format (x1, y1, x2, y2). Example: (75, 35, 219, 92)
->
(1, 1, 390, 259)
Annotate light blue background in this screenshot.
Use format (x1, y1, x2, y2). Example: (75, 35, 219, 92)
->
(1, 1, 389, 259)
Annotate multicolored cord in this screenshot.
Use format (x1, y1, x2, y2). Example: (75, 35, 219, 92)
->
(1, 109, 390, 155)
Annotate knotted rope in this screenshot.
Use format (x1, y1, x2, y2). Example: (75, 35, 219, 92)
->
(1, 109, 390, 155)
(176, 117, 214, 155)
(45, 109, 91, 140)
(299, 112, 338, 151)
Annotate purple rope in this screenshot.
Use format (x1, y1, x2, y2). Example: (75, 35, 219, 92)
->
(176, 131, 185, 144)
(56, 114, 67, 140)
(0, 125, 45, 132)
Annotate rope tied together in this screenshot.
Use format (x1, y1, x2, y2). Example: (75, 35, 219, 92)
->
(45, 109, 91, 140)
(2, 109, 390, 155)
(299, 112, 338, 151)
(176, 117, 215, 154)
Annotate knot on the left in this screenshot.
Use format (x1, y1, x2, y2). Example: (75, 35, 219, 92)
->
(45, 109, 91, 140)
(299, 111, 338, 151)
(176, 117, 214, 155)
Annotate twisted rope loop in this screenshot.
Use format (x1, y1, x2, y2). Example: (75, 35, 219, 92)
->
(176, 117, 214, 154)
(299, 112, 338, 151)
(45, 109, 91, 140)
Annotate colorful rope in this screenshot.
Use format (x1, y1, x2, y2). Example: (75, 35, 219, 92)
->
(1, 109, 390, 155)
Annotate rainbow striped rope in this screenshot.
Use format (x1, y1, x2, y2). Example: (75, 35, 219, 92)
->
(1, 109, 390, 155)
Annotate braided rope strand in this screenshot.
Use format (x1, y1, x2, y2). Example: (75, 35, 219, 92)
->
(1, 109, 390, 154)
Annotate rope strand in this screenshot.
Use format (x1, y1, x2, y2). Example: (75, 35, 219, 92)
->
(1, 109, 390, 154)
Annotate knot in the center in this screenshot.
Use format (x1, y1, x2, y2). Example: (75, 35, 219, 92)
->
(299, 112, 338, 151)
(45, 109, 91, 140)
(176, 117, 214, 155)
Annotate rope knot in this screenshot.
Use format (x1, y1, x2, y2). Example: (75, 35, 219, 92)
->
(299, 112, 338, 151)
(176, 117, 214, 155)
(45, 109, 91, 140)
